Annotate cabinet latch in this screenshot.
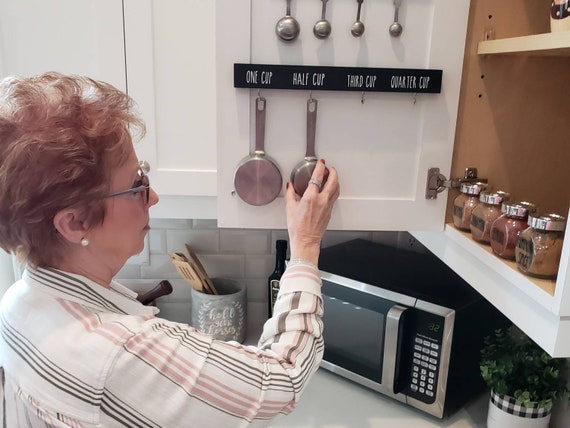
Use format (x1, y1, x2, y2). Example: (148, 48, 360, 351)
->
(425, 167, 486, 200)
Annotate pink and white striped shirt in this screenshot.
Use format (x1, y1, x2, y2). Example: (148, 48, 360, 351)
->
(0, 262, 323, 427)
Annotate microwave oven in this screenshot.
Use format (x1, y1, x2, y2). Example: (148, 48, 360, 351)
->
(317, 236, 509, 418)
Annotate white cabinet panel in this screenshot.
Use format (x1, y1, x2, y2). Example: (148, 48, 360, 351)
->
(0, 0, 125, 91)
(123, 0, 217, 219)
(216, 0, 470, 230)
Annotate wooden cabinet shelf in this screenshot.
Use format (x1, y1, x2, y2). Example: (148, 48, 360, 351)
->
(478, 31, 570, 56)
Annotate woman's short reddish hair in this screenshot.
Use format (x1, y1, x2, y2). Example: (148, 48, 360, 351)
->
(0, 72, 145, 267)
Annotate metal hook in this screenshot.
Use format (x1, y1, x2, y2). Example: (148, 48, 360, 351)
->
(309, 90, 313, 101)
(257, 88, 261, 98)
(412, 92, 417, 105)
(361, 92, 366, 104)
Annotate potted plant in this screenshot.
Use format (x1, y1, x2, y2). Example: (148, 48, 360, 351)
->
(480, 326, 569, 428)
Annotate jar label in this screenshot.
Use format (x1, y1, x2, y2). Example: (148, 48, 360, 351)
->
(516, 236, 534, 270)
(470, 214, 486, 233)
(491, 227, 505, 245)
(453, 204, 464, 220)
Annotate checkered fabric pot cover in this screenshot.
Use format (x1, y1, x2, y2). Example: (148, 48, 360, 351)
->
(491, 390, 552, 419)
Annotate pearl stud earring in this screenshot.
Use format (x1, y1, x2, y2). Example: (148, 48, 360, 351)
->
(80, 238, 89, 247)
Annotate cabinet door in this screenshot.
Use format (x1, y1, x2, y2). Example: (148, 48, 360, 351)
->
(123, 0, 217, 219)
(0, 0, 125, 91)
(216, 0, 470, 230)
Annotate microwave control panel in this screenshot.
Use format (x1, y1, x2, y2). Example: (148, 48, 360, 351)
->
(406, 312, 445, 404)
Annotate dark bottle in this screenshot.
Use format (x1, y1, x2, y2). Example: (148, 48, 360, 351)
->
(268, 240, 287, 318)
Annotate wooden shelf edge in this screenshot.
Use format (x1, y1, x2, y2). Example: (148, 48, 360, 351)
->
(477, 31, 570, 56)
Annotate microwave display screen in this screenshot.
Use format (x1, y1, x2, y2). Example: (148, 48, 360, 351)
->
(322, 279, 397, 382)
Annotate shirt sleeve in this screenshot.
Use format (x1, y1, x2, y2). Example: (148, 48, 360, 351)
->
(102, 263, 323, 427)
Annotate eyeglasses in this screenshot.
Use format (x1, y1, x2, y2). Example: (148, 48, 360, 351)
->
(105, 167, 150, 204)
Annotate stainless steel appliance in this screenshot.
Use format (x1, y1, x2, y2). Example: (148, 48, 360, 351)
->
(318, 236, 509, 418)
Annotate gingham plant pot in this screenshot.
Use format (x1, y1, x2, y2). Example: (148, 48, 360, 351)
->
(487, 390, 552, 428)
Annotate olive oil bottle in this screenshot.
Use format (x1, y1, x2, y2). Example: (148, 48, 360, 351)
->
(268, 240, 287, 317)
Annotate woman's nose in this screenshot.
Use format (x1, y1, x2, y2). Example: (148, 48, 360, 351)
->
(148, 187, 159, 206)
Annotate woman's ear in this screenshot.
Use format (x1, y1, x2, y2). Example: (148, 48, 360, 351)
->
(53, 208, 88, 245)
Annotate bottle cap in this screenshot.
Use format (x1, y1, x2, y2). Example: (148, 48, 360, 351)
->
(479, 190, 510, 205)
(501, 201, 537, 218)
(460, 182, 487, 195)
(527, 213, 567, 231)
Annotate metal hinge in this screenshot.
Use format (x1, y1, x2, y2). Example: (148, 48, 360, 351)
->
(425, 167, 486, 200)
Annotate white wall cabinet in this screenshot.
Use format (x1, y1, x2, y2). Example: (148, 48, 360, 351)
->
(0, 0, 125, 89)
(123, 0, 217, 219)
(216, 0, 471, 231)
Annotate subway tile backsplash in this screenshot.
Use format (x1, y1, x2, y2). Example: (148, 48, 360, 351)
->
(116, 219, 417, 339)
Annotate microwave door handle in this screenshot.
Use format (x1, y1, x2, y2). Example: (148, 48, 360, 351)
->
(382, 304, 408, 394)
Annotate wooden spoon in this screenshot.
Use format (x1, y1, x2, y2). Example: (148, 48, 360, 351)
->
(185, 244, 218, 295)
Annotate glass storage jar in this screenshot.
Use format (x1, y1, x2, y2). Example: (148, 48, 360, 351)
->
(470, 190, 510, 244)
(452, 182, 488, 231)
(515, 213, 566, 279)
(490, 201, 537, 260)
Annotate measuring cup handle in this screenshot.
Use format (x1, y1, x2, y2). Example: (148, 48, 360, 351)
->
(255, 96, 267, 152)
(306, 98, 318, 158)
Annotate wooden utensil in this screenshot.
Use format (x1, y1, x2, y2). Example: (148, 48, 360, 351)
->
(169, 252, 206, 292)
(185, 244, 218, 295)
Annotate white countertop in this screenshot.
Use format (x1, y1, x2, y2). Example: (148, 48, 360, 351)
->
(270, 369, 488, 428)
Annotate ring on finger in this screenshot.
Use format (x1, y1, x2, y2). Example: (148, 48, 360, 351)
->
(308, 178, 322, 191)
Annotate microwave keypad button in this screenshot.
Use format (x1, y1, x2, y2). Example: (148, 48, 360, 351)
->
(428, 371, 435, 378)
(422, 340, 431, 346)
(420, 381, 425, 388)
(430, 350, 438, 357)
(430, 343, 439, 350)
(414, 352, 421, 358)
(411, 384, 418, 392)
(428, 364, 437, 371)
(428, 377, 434, 384)
(415, 337, 423, 344)
(413, 366, 419, 372)
(419, 387, 425, 394)
(420, 368, 427, 375)
(422, 346, 430, 354)
(421, 355, 429, 361)
(414, 344, 422, 351)
(420, 375, 426, 382)
(426, 390, 434, 397)
(429, 358, 437, 365)
(413, 358, 421, 365)
(420, 361, 429, 368)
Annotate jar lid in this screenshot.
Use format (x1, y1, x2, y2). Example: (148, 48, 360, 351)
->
(527, 213, 567, 231)
(479, 190, 510, 205)
(501, 201, 537, 218)
(460, 182, 487, 195)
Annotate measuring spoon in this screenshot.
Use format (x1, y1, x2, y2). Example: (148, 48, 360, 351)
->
(276, 0, 300, 42)
(313, 0, 332, 39)
(351, 0, 365, 37)
(389, 0, 403, 37)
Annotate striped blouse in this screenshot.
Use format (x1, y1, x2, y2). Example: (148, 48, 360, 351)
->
(0, 262, 323, 427)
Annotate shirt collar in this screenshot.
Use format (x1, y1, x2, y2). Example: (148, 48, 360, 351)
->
(24, 267, 159, 317)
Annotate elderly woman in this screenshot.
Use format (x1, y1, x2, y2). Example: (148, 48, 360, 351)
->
(0, 72, 340, 427)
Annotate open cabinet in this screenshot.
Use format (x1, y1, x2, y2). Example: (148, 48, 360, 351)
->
(215, 0, 570, 356)
(416, 0, 570, 357)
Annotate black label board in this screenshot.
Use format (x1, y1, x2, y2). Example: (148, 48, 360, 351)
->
(234, 63, 442, 94)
